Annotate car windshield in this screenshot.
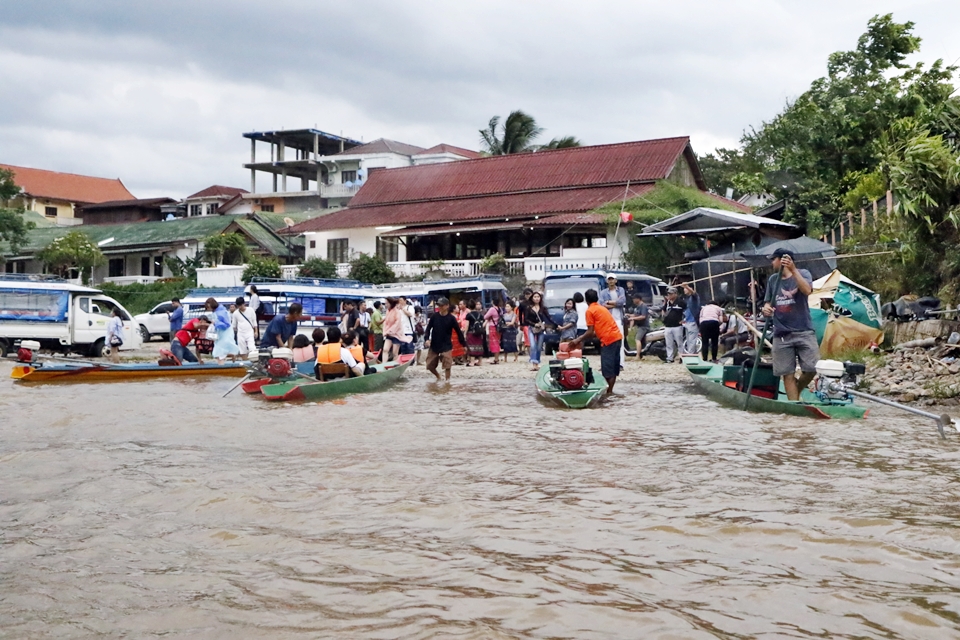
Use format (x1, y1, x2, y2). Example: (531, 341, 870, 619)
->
(543, 278, 598, 312)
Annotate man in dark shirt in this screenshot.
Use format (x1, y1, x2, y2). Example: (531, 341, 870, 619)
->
(762, 248, 817, 400)
(424, 297, 467, 381)
(260, 303, 303, 349)
(660, 287, 686, 363)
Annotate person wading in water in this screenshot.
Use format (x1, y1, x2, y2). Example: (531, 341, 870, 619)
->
(424, 297, 467, 382)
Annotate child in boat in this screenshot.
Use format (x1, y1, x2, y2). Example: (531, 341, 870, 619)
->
(291, 334, 315, 363)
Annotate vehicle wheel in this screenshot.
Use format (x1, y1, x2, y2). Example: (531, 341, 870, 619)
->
(140, 325, 151, 342)
(88, 338, 107, 358)
(0, 339, 8, 358)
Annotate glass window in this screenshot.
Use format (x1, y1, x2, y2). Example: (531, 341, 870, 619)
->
(591, 237, 607, 248)
(543, 277, 600, 313)
(189, 204, 203, 216)
(260, 204, 275, 213)
(45, 206, 57, 218)
(342, 170, 357, 183)
(376, 236, 398, 262)
(328, 238, 349, 263)
(108, 258, 124, 277)
(207, 203, 219, 215)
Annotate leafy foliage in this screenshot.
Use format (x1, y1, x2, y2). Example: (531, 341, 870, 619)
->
(242, 257, 282, 283)
(36, 231, 105, 284)
(347, 253, 395, 284)
(539, 136, 582, 150)
(203, 232, 251, 266)
(479, 111, 581, 155)
(0, 167, 35, 259)
(479, 252, 509, 274)
(164, 252, 205, 285)
(297, 257, 338, 279)
(99, 279, 191, 315)
(590, 182, 741, 275)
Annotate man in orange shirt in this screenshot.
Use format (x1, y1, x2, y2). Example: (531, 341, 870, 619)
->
(568, 288, 624, 393)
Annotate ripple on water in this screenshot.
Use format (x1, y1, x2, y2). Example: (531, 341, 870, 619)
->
(2, 368, 960, 638)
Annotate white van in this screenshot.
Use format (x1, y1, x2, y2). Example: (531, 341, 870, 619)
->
(0, 276, 142, 358)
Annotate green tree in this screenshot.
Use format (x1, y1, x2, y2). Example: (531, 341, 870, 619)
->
(0, 167, 35, 259)
(36, 231, 106, 284)
(203, 232, 251, 266)
(721, 14, 956, 230)
(538, 136, 582, 150)
(480, 110, 544, 155)
(347, 253, 395, 284)
(242, 257, 282, 283)
(297, 257, 338, 279)
(164, 252, 205, 285)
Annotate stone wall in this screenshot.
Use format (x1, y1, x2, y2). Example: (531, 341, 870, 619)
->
(882, 318, 960, 346)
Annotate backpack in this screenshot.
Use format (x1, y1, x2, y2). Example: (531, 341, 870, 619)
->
(470, 315, 485, 336)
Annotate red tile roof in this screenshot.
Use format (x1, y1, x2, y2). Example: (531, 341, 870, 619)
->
(285, 137, 746, 234)
(1, 163, 134, 204)
(289, 185, 650, 234)
(415, 144, 482, 159)
(186, 185, 249, 199)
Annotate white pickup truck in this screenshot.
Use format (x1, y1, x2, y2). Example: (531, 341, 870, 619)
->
(0, 276, 142, 358)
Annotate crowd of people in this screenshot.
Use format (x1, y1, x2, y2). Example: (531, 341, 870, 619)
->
(155, 268, 785, 395)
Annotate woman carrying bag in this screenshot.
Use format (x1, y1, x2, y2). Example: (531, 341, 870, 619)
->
(523, 291, 551, 371)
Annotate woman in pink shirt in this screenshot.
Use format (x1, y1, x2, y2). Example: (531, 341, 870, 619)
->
(381, 297, 411, 362)
(698, 301, 726, 362)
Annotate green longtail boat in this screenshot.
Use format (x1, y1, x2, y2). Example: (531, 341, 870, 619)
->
(535, 359, 607, 409)
(684, 356, 867, 420)
(259, 360, 412, 402)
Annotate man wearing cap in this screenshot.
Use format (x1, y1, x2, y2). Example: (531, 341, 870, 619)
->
(762, 248, 817, 401)
(660, 286, 686, 363)
(599, 275, 626, 365)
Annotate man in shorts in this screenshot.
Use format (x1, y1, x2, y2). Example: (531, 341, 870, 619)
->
(568, 289, 624, 394)
(423, 297, 467, 381)
(762, 247, 818, 401)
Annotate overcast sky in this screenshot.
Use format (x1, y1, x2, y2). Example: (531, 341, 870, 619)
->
(1, 0, 958, 198)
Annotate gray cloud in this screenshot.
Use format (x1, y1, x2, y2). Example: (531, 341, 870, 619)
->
(1, 0, 957, 197)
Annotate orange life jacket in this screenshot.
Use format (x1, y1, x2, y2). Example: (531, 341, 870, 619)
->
(316, 342, 342, 364)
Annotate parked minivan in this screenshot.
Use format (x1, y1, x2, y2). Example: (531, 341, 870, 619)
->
(0, 275, 142, 357)
(541, 269, 668, 354)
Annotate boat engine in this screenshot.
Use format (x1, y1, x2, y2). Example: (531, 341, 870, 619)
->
(814, 359, 865, 402)
(553, 357, 587, 391)
(265, 347, 294, 378)
(16, 340, 40, 363)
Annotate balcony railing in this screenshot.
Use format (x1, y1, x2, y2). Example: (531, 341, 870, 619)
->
(319, 184, 362, 199)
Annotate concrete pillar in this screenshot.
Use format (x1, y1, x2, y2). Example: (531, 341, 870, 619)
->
(314, 134, 319, 160)
(316, 167, 322, 192)
(301, 177, 308, 191)
(861, 208, 867, 229)
(282, 168, 287, 192)
(272, 173, 277, 192)
(872, 199, 879, 228)
(250, 138, 255, 163)
(278, 139, 285, 162)
(250, 169, 256, 193)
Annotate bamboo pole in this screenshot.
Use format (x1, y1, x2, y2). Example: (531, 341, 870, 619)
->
(886, 190, 893, 216)
(860, 208, 867, 229)
(733, 312, 772, 349)
(706, 256, 716, 301)
(872, 199, 879, 228)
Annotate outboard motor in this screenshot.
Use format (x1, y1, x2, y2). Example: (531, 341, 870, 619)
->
(17, 340, 40, 363)
(814, 359, 864, 402)
(556, 357, 587, 391)
(265, 347, 294, 378)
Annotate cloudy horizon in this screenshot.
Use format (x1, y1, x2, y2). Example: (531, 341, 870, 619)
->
(1, 0, 958, 199)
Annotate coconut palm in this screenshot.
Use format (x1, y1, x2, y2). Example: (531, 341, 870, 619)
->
(538, 136, 582, 150)
(479, 110, 544, 155)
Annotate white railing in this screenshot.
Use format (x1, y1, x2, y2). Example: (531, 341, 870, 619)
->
(383, 259, 525, 278)
(523, 257, 628, 278)
(281, 265, 299, 279)
(319, 184, 362, 199)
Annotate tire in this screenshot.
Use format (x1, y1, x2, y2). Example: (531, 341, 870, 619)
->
(0, 339, 8, 358)
(140, 325, 151, 342)
(88, 338, 107, 358)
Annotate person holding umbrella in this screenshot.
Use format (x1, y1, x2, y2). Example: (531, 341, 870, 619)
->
(761, 248, 818, 401)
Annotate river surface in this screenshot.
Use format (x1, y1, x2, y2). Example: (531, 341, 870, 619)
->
(2, 366, 960, 638)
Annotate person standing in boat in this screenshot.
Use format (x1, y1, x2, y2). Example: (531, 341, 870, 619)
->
(260, 302, 303, 350)
(424, 297, 467, 382)
(232, 296, 257, 359)
(762, 248, 818, 401)
(568, 289, 623, 394)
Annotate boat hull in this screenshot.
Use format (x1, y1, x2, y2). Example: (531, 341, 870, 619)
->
(12, 361, 249, 382)
(259, 360, 411, 402)
(686, 360, 867, 420)
(535, 363, 606, 409)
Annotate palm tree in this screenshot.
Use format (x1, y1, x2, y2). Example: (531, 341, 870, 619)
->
(538, 136, 582, 150)
(479, 110, 544, 155)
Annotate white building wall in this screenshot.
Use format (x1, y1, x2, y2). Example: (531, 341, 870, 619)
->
(303, 227, 406, 263)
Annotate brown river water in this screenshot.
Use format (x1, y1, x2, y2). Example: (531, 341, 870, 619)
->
(2, 362, 960, 639)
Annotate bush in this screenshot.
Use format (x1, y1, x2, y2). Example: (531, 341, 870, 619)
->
(348, 253, 396, 284)
(242, 257, 282, 283)
(99, 279, 191, 315)
(479, 252, 508, 274)
(203, 232, 251, 266)
(298, 257, 338, 279)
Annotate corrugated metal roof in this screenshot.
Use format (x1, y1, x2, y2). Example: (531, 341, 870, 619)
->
(349, 137, 692, 206)
(414, 144, 482, 158)
(334, 138, 426, 156)
(288, 185, 642, 234)
(185, 185, 248, 199)
(1, 163, 134, 204)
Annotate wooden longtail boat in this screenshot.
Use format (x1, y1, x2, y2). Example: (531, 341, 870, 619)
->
(535, 360, 607, 409)
(259, 359, 411, 401)
(684, 357, 867, 420)
(11, 360, 248, 382)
